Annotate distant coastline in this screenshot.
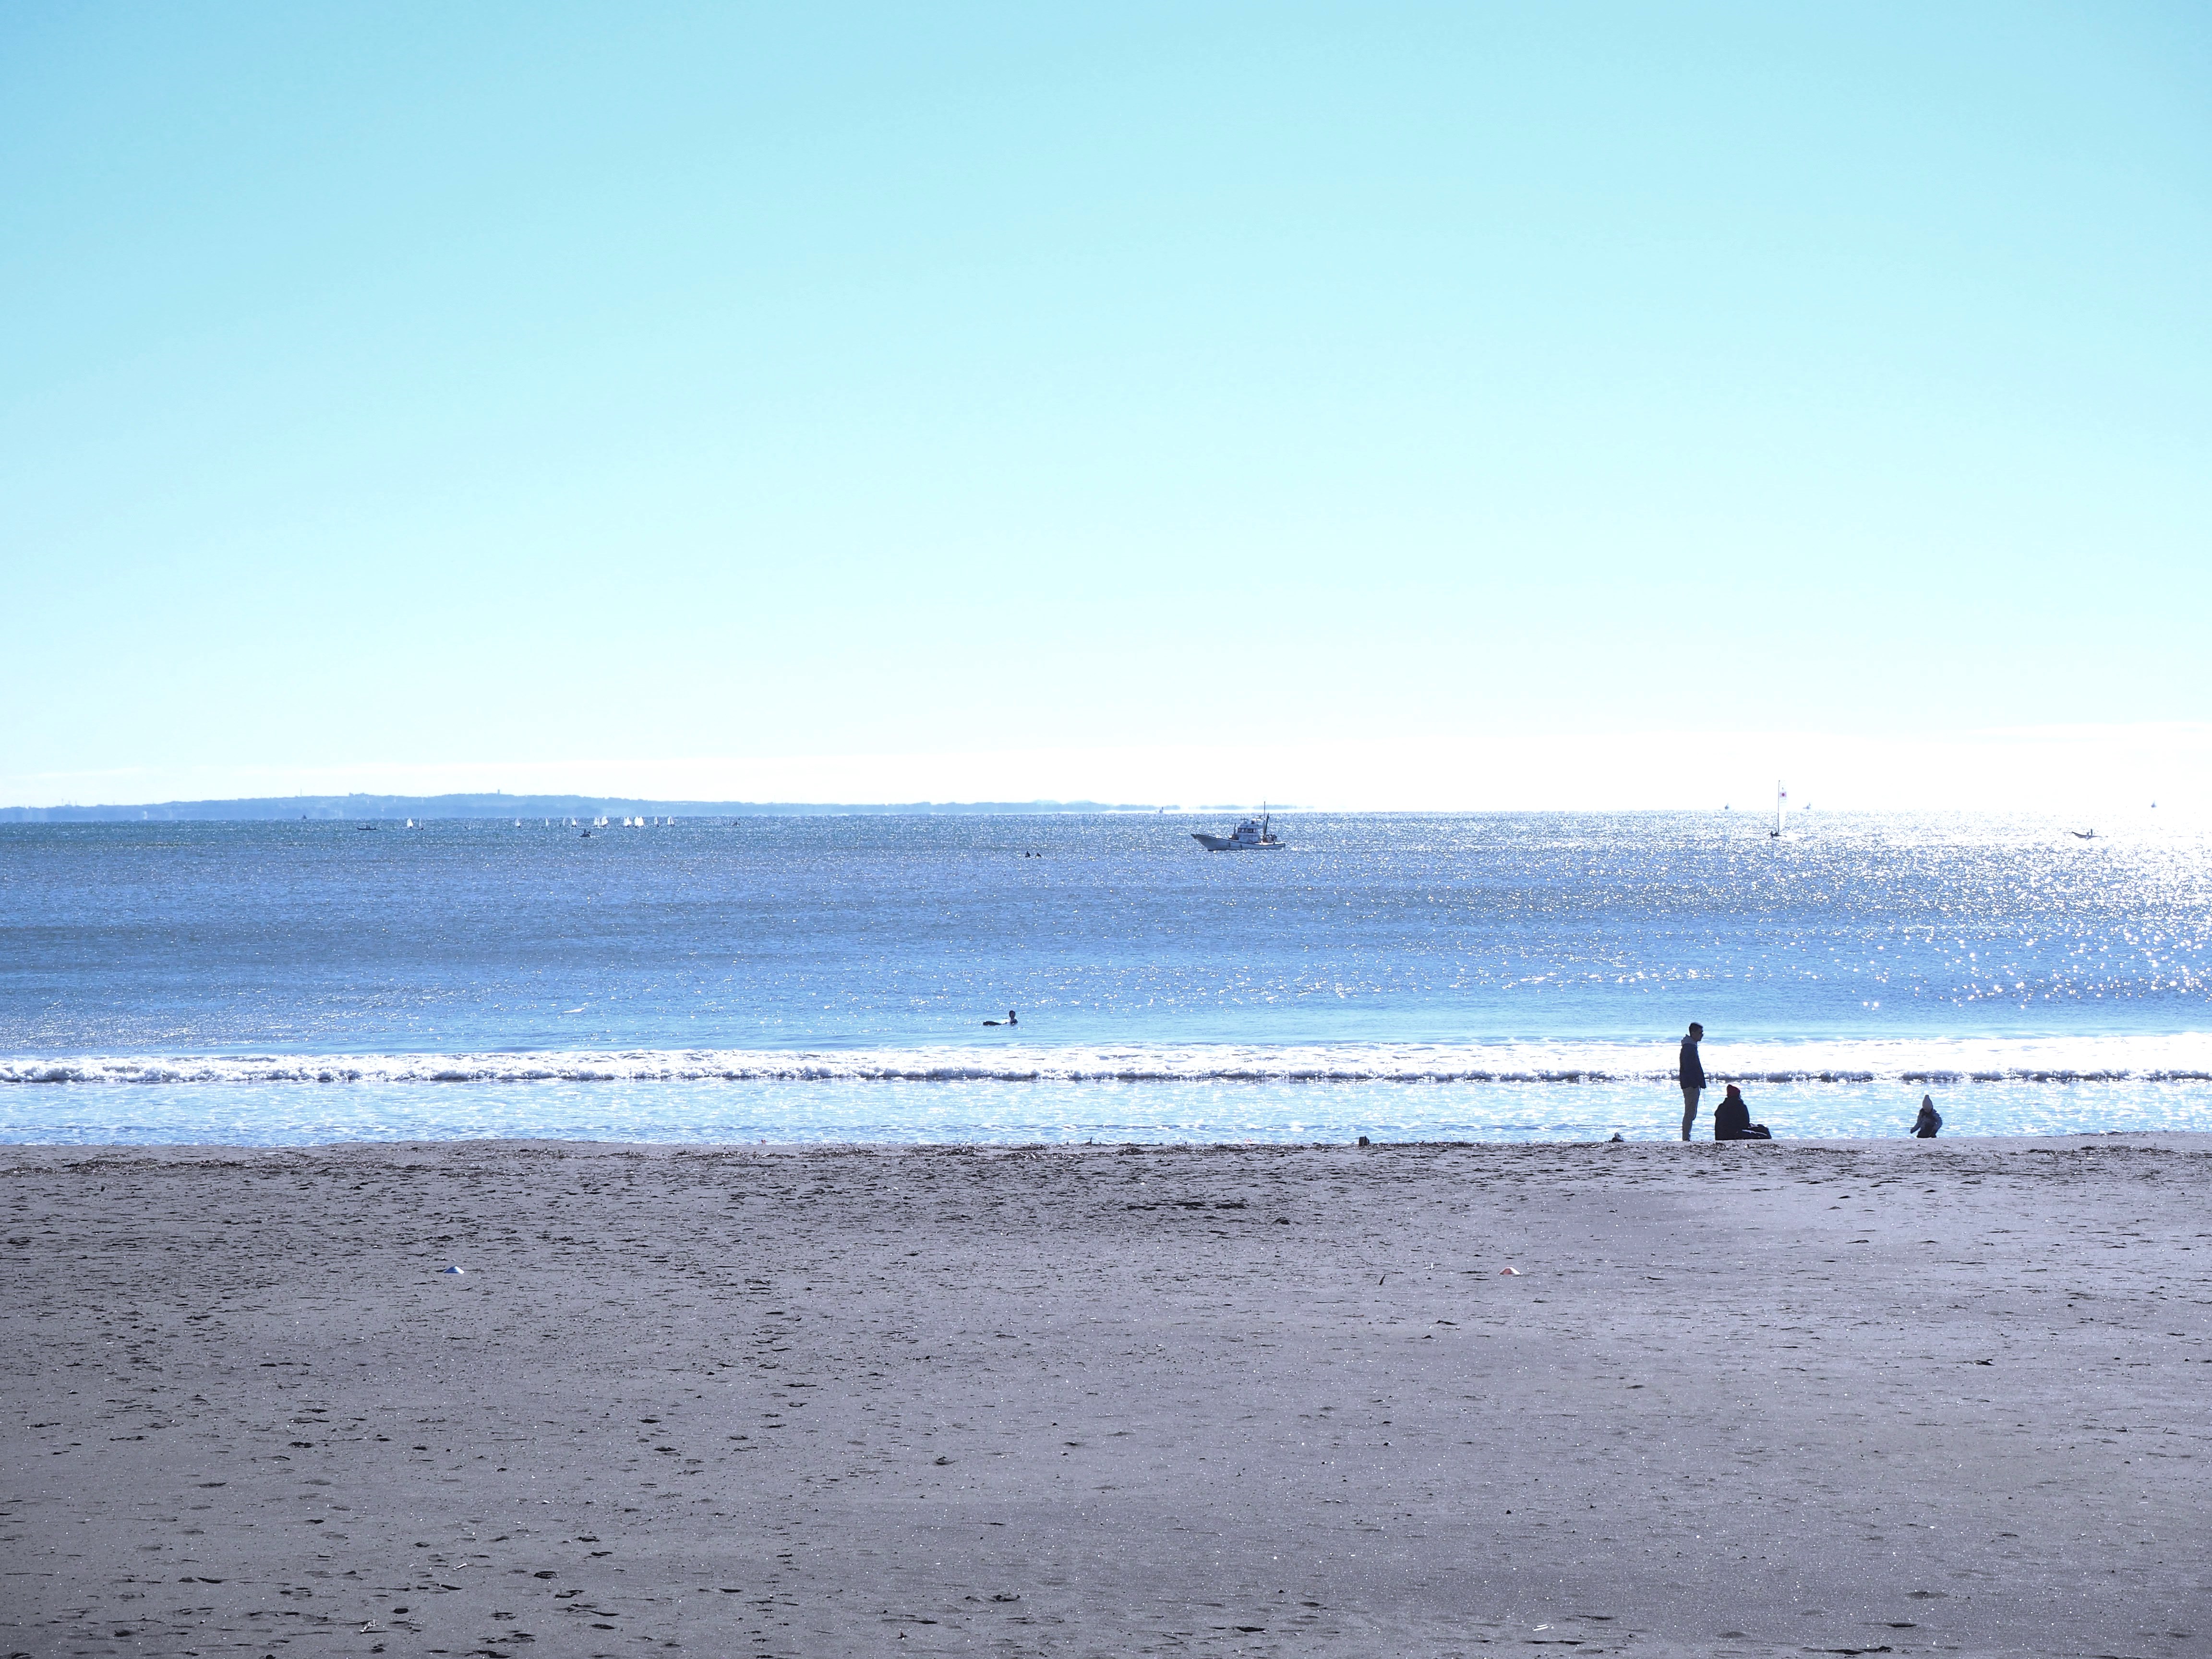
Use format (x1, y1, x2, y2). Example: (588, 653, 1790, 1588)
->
(0, 792, 1175, 823)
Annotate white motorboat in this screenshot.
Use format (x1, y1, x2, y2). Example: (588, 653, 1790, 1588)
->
(1193, 810, 1285, 852)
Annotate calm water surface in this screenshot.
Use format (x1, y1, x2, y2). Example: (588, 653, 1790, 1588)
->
(3, 811, 2206, 1142)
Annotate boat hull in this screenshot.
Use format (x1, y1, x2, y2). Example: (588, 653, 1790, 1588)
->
(1192, 833, 1285, 851)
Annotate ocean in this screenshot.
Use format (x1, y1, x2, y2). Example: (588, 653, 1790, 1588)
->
(2, 811, 2206, 1145)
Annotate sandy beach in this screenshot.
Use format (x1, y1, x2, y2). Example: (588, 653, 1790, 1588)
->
(2, 1136, 2206, 1659)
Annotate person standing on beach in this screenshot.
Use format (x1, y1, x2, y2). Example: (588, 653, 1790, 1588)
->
(1678, 1023, 1706, 1141)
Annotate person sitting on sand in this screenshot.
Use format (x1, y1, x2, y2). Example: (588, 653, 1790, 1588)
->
(1712, 1083, 1771, 1141)
(983, 1009, 1018, 1027)
(1913, 1094, 1942, 1138)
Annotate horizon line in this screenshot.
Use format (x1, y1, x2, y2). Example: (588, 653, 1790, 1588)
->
(0, 790, 2170, 825)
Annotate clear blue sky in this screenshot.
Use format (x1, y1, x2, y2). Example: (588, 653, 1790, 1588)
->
(4, 3, 2208, 805)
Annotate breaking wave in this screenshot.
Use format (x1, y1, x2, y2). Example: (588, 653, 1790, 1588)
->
(6, 1034, 2211, 1087)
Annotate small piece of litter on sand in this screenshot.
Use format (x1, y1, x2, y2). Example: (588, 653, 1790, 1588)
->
(438, 1265, 464, 1275)
(1499, 1267, 1522, 1276)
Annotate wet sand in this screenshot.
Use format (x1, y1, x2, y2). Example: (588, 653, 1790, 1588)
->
(2, 1136, 2207, 1658)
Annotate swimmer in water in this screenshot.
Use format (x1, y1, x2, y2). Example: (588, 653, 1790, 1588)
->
(983, 1009, 1018, 1027)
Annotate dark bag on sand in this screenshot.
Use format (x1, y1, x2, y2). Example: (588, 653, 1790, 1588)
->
(1745, 1124, 1772, 1140)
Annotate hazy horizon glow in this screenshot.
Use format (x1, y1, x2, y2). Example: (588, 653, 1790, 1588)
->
(8, 721, 2209, 817)
(4, 5, 2207, 801)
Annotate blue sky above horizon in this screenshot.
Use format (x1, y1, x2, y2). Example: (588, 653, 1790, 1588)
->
(4, 3, 2208, 808)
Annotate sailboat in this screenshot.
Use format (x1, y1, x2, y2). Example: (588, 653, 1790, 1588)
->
(1769, 782, 1786, 840)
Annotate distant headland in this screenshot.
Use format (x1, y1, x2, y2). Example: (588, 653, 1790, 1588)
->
(0, 793, 1169, 823)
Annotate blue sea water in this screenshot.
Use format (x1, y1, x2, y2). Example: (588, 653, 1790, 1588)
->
(2, 811, 2207, 1144)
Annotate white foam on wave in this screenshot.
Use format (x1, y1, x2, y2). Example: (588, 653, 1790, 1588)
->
(5, 1033, 2210, 1087)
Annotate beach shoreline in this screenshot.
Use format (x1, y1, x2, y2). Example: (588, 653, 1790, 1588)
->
(4, 1135, 2206, 1656)
(7, 1074, 2209, 1150)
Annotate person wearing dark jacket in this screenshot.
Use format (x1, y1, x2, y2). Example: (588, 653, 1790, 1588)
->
(1713, 1083, 1772, 1141)
(1678, 1023, 1706, 1142)
(1913, 1094, 1942, 1138)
